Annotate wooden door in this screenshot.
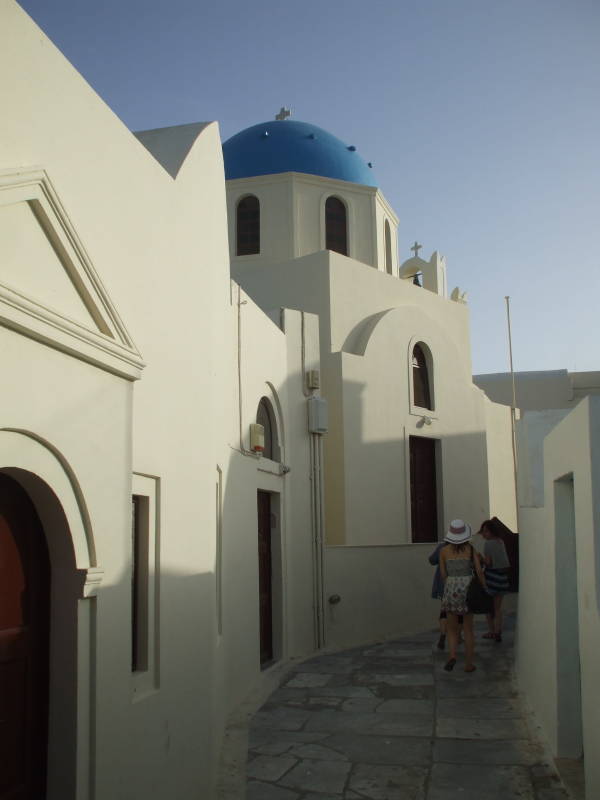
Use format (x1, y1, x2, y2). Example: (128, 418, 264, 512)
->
(0, 474, 50, 800)
(409, 436, 438, 543)
(257, 491, 273, 665)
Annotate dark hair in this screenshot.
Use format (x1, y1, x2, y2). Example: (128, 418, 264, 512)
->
(479, 519, 500, 537)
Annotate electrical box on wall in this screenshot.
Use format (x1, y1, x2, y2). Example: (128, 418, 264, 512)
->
(308, 396, 328, 434)
(249, 423, 264, 454)
(307, 369, 320, 390)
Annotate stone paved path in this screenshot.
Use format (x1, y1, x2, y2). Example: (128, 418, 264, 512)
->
(245, 618, 570, 799)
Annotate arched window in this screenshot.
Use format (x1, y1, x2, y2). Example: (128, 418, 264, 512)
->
(384, 220, 392, 274)
(236, 195, 260, 256)
(256, 397, 279, 460)
(412, 344, 432, 410)
(325, 196, 347, 256)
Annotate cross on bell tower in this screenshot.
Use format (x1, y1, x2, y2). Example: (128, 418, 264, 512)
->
(275, 107, 291, 121)
(411, 241, 422, 258)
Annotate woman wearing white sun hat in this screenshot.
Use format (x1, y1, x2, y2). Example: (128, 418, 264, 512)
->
(439, 519, 487, 672)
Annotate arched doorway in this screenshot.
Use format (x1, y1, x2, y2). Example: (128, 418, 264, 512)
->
(0, 473, 50, 799)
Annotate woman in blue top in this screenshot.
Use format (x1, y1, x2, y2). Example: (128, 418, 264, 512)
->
(479, 519, 511, 642)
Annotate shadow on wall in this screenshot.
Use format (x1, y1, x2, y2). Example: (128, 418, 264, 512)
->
(327, 377, 493, 546)
(321, 377, 503, 648)
(0, 465, 221, 800)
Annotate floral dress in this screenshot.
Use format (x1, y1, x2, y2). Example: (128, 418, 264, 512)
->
(441, 556, 473, 614)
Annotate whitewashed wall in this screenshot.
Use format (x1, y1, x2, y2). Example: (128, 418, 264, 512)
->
(515, 396, 600, 798)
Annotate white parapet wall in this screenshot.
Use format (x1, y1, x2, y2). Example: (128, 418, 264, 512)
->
(324, 544, 441, 647)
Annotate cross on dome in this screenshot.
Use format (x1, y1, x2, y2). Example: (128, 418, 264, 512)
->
(275, 107, 291, 121)
(411, 241, 422, 258)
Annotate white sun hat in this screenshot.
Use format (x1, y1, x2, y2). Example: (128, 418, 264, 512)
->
(444, 519, 472, 545)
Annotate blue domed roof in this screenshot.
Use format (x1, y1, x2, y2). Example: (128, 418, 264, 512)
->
(223, 120, 377, 187)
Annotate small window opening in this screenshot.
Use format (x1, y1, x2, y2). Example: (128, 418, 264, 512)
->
(412, 344, 432, 410)
(384, 220, 392, 274)
(132, 495, 150, 673)
(236, 195, 260, 256)
(325, 196, 348, 256)
(257, 398, 278, 461)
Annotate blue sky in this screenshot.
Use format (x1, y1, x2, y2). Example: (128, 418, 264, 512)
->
(18, 0, 600, 374)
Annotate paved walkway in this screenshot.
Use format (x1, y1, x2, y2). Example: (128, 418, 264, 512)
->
(245, 618, 570, 799)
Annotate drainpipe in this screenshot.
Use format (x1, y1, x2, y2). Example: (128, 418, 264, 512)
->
(301, 312, 326, 650)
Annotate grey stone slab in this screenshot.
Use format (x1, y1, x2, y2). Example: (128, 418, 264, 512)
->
(269, 688, 309, 704)
(305, 710, 432, 737)
(364, 645, 433, 658)
(302, 795, 345, 800)
(250, 707, 313, 732)
(437, 697, 522, 719)
(357, 658, 434, 675)
(246, 780, 300, 800)
(436, 716, 529, 740)
(308, 696, 343, 709)
(340, 697, 381, 713)
(250, 731, 330, 755)
(311, 686, 375, 699)
(246, 754, 298, 782)
(374, 685, 435, 701)
(285, 672, 333, 688)
(433, 738, 543, 766)
(348, 763, 428, 799)
(355, 672, 434, 687)
(288, 742, 348, 761)
(376, 699, 434, 715)
(535, 789, 570, 800)
(278, 758, 352, 794)
(435, 679, 516, 699)
(296, 656, 356, 674)
(427, 763, 534, 800)
(322, 733, 432, 766)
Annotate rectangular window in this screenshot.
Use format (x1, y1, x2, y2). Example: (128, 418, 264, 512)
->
(131, 473, 159, 699)
(131, 495, 149, 672)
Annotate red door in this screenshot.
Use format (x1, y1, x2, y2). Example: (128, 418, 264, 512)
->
(257, 491, 273, 666)
(0, 474, 50, 799)
(409, 436, 439, 543)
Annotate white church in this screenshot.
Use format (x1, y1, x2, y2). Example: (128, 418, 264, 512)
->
(0, 2, 598, 798)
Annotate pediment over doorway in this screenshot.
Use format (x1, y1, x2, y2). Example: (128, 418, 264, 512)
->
(0, 169, 144, 379)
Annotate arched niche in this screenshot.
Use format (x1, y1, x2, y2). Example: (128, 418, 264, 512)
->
(411, 342, 434, 411)
(256, 395, 281, 462)
(0, 428, 99, 800)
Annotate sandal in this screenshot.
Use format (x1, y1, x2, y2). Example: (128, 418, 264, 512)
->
(494, 633, 502, 643)
(443, 658, 456, 672)
(482, 633, 495, 639)
(464, 665, 477, 673)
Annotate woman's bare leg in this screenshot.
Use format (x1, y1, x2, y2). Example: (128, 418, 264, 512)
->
(463, 614, 475, 669)
(493, 596, 504, 636)
(446, 613, 459, 660)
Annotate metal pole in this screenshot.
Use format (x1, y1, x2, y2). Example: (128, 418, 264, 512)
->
(505, 296, 520, 531)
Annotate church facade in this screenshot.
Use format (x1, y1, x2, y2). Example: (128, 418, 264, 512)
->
(0, 3, 561, 799)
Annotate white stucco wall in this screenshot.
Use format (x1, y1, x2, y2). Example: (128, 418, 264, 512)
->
(515, 396, 600, 798)
(1, 4, 321, 798)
